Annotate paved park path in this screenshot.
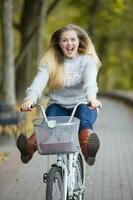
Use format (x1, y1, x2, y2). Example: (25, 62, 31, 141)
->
(0, 97, 133, 200)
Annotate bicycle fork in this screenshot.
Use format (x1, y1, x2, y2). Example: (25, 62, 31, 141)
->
(67, 154, 76, 199)
(69, 153, 85, 200)
(57, 154, 75, 200)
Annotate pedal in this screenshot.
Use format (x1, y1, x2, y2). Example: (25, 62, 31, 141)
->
(43, 173, 48, 183)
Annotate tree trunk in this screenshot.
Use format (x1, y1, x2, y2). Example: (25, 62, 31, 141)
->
(15, 0, 60, 99)
(35, 0, 48, 58)
(1, 0, 16, 107)
(16, 0, 47, 99)
(87, 0, 99, 37)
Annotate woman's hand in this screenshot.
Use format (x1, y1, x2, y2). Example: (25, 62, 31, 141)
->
(87, 95, 102, 109)
(89, 99, 102, 109)
(21, 99, 34, 111)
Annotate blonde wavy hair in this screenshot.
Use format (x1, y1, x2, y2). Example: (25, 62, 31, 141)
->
(40, 24, 101, 91)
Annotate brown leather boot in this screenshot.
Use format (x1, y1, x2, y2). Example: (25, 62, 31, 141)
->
(79, 129, 100, 166)
(16, 133, 37, 164)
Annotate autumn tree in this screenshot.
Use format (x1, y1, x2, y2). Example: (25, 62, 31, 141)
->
(1, 0, 16, 107)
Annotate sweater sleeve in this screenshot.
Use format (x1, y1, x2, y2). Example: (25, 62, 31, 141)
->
(83, 56, 98, 99)
(24, 65, 49, 103)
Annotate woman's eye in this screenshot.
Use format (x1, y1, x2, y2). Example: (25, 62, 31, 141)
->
(71, 38, 77, 42)
(61, 40, 67, 43)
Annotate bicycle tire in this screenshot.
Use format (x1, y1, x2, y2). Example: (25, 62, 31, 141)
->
(46, 166, 64, 200)
(72, 154, 84, 200)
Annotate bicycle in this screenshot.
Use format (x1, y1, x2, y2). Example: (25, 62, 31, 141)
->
(32, 102, 88, 200)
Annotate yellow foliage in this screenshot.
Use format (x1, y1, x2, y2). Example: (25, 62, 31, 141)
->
(0, 126, 3, 134)
(0, 98, 49, 137)
(0, 152, 10, 165)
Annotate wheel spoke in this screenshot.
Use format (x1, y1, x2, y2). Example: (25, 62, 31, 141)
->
(53, 176, 62, 199)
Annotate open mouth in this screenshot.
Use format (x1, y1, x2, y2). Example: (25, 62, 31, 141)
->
(66, 47, 74, 54)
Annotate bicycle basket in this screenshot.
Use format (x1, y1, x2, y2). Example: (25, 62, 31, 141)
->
(33, 116, 80, 155)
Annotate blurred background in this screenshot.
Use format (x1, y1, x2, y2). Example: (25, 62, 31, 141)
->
(1, 0, 133, 103)
(0, 0, 133, 162)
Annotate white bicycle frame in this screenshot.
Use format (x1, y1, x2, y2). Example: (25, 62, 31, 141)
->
(33, 102, 88, 200)
(56, 151, 85, 199)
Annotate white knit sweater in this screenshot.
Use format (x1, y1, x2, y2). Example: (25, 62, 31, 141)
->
(25, 54, 98, 108)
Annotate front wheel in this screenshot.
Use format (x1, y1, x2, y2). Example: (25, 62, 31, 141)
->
(46, 166, 64, 200)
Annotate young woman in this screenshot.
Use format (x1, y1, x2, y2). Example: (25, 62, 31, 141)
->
(16, 24, 102, 166)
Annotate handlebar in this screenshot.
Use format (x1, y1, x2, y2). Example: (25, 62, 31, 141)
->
(32, 103, 48, 123)
(21, 102, 92, 127)
(67, 102, 90, 123)
(35, 102, 90, 124)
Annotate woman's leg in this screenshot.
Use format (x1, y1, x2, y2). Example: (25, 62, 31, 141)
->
(75, 104, 100, 166)
(46, 103, 68, 117)
(16, 104, 68, 164)
(16, 133, 37, 164)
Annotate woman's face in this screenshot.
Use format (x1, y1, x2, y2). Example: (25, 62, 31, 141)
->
(59, 30, 79, 58)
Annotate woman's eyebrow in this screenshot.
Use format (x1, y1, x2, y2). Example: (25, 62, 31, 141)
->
(61, 36, 77, 39)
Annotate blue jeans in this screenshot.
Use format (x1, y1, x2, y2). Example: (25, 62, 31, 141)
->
(46, 104, 97, 132)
